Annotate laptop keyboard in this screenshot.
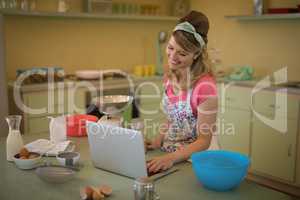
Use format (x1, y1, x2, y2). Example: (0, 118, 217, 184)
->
(147, 168, 164, 177)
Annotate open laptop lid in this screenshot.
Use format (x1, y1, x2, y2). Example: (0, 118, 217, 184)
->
(86, 122, 148, 179)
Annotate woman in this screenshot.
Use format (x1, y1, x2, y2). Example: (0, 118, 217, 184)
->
(146, 10, 219, 173)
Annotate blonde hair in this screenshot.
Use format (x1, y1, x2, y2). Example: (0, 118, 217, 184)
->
(167, 30, 214, 90)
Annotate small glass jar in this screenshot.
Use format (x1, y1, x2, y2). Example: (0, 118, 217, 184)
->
(133, 177, 159, 200)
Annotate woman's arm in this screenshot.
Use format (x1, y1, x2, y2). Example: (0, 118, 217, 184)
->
(147, 97, 218, 172)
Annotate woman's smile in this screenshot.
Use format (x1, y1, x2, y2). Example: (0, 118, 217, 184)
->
(166, 36, 194, 70)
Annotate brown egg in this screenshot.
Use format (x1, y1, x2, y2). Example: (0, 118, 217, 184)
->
(99, 184, 112, 197)
(19, 147, 30, 158)
(85, 186, 94, 200)
(92, 190, 104, 200)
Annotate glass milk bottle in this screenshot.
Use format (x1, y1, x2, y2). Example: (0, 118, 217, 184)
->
(6, 115, 24, 162)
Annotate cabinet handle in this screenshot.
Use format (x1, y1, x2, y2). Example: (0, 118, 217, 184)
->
(269, 104, 280, 109)
(288, 144, 292, 157)
(226, 97, 234, 101)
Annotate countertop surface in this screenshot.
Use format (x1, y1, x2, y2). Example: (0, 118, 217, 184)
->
(7, 75, 300, 96)
(7, 75, 163, 93)
(0, 133, 292, 200)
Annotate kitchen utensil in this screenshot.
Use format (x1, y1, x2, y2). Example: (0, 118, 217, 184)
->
(66, 114, 98, 137)
(48, 116, 67, 144)
(35, 165, 75, 183)
(56, 151, 80, 167)
(97, 115, 123, 127)
(13, 152, 42, 170)
(191, 150, 250, 191)
(6, 115, 24, 162)
(93, 95, 133, 115)
(133, 177, 160, 200)
(25, 139, 74, 157)
(93, 95, 133, 126)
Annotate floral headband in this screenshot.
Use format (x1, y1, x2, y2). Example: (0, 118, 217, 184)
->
(173, 21, 206, 49)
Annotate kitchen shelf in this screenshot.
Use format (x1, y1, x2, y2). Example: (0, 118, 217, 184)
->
(225, 13, 300, 20)
(0, 9, 178, 21)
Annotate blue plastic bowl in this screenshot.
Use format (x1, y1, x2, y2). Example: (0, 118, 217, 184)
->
(191, 150, 250, 191)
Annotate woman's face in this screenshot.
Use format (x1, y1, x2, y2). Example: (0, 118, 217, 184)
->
(166, 36, 195, 71)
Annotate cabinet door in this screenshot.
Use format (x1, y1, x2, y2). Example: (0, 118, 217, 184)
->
(217, 84, 252, 111)
(218, 109, 251, 156)
(251, 117, 297, 182)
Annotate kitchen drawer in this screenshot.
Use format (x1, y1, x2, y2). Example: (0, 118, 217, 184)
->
(219, 85, 252, 111)
(218, 109, 251, 156)
(253, 90, 299, 119)
(251, 117, 298, 182)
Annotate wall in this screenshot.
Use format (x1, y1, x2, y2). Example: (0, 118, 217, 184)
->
(190, 0, 300, 81)
(4, 0, 176, 80)
(0, 15, 9, 137)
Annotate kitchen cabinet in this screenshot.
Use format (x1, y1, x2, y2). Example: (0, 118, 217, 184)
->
(217, 84, 252, 156)
(22, 88, 74, 135)
(8, 83, 88, 135)
(8, 78, 160, 135)
(218, 109, 251, 156)
(251, 90, 299, 183)
(217, 83, 300, 193)
(0, 9, 178, 21)
(136, 79, 165, 140)
(0, 0, 181, 22)
(251, 117, 298, 182)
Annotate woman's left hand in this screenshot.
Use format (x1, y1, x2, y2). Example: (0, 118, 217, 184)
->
(147, 154, 176, 173)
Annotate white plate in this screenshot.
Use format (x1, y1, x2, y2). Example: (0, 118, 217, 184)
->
(75, 70, 101, 80)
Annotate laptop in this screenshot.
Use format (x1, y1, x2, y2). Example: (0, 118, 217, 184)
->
(86, 121, 178, 179)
